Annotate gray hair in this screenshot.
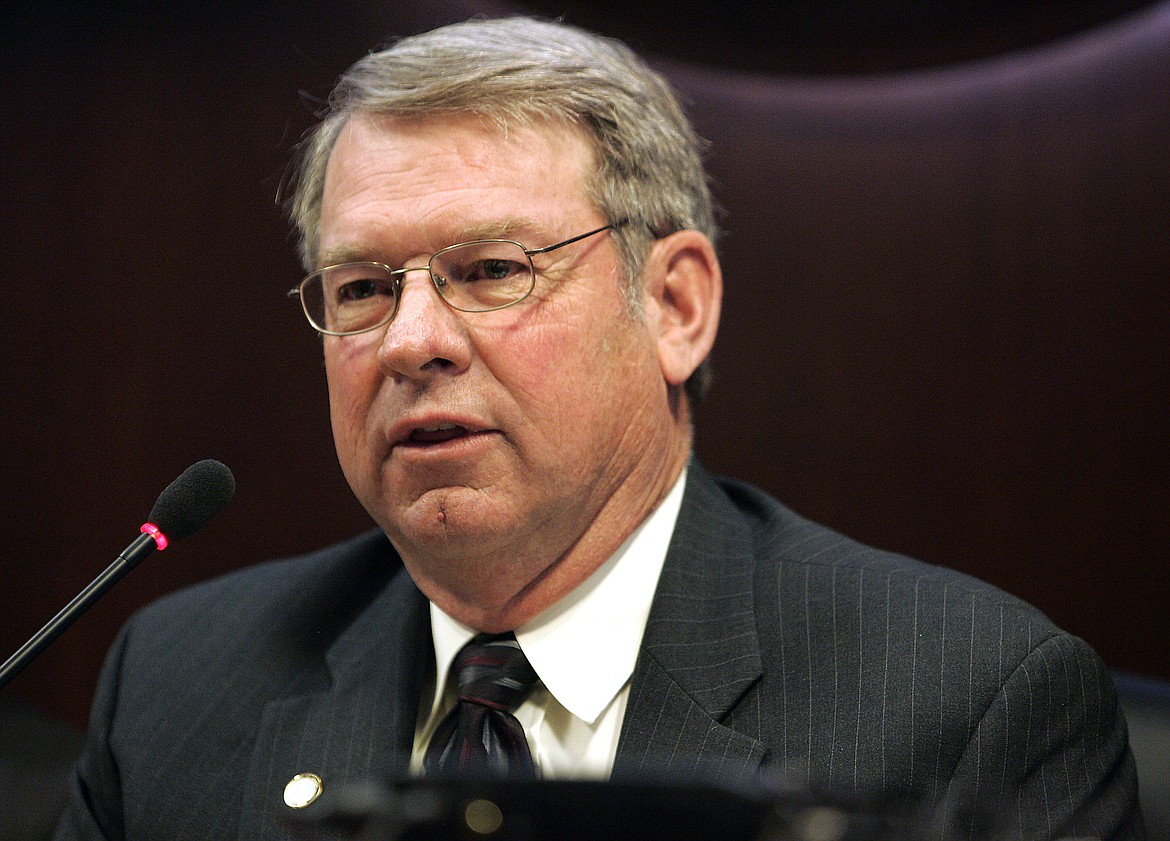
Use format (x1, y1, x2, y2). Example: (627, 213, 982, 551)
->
(286, 16, 716, 400)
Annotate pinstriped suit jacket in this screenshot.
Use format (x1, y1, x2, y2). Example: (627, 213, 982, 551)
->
(56, 464, 1141, 840)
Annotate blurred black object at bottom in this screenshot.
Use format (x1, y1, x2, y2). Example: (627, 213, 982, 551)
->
(288, 774, 1004, 841)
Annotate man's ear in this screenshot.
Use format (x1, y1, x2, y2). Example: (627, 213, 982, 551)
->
(643, 229, 722, 387)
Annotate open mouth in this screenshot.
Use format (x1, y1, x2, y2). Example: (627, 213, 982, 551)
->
(407, 423, 470, 445)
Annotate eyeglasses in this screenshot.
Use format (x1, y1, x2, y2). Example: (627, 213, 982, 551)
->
(289, 223, 618, 336)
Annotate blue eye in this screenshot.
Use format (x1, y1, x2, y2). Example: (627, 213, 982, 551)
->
(338, 278, 380, 301)
(467, 258, 526, 282)
(331, 274, 395, 305)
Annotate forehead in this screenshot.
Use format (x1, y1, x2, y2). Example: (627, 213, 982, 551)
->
(319, 112, 598, 254)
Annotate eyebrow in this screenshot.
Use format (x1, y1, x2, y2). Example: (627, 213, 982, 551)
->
(316, 244, 375, 268)
(457, 216, 545, 242)
(317, 216, 549, 269)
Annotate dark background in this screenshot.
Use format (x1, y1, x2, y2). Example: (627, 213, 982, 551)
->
(2, 0, 1167, 732)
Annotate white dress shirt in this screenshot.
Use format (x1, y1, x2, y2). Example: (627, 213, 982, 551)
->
(411, 469, 687, 779)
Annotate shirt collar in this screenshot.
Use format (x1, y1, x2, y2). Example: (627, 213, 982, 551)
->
(428, 468, 687, 725)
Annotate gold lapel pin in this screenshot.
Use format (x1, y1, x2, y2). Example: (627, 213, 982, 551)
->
(283, 772, 323, 809)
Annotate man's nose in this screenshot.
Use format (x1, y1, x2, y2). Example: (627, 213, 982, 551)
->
(375, 264, 472, 380)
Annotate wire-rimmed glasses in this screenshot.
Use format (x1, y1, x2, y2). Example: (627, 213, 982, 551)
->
(289, 223, 618, 336)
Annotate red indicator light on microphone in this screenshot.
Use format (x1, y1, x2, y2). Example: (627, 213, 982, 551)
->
(140, 522, 169, 551)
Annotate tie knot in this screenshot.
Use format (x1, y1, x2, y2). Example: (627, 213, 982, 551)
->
(452, 632, 538, 713)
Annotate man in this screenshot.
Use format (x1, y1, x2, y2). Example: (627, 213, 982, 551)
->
(56, 16, 1141, 840)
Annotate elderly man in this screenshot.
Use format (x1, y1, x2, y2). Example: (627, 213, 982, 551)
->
(56, 15, 1140, 841)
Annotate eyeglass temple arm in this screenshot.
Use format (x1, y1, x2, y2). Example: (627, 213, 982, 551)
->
(524, 223, 616, 257)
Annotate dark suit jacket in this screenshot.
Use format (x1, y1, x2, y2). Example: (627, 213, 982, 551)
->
(56, 465, 1141, 840)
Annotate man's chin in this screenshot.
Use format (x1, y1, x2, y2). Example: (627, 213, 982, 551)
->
(379, 488, 516, 555)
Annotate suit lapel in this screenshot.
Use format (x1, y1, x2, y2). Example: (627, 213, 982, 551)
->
(237, 539, 430, 839)
(614, 465, 767, 782)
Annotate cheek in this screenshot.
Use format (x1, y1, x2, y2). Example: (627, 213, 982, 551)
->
(324, 345, 378, 449)
(497, 315, 654, 430)
(488, 321, 607, 412)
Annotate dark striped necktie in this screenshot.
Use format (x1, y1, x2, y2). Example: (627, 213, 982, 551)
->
(422, 632, 539, 778)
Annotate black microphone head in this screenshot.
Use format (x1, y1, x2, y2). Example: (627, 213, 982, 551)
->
(148, 459, 236, 541)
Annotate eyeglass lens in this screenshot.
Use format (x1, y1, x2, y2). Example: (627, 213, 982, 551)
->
(302, 240, 534, 335)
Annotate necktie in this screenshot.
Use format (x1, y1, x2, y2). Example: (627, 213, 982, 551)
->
(422, 632, 539, 778)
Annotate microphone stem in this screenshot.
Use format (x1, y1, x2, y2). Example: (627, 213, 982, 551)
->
(0, 532, 157, 691)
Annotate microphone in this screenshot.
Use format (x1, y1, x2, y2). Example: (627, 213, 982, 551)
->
(0, 459, 235, 691)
